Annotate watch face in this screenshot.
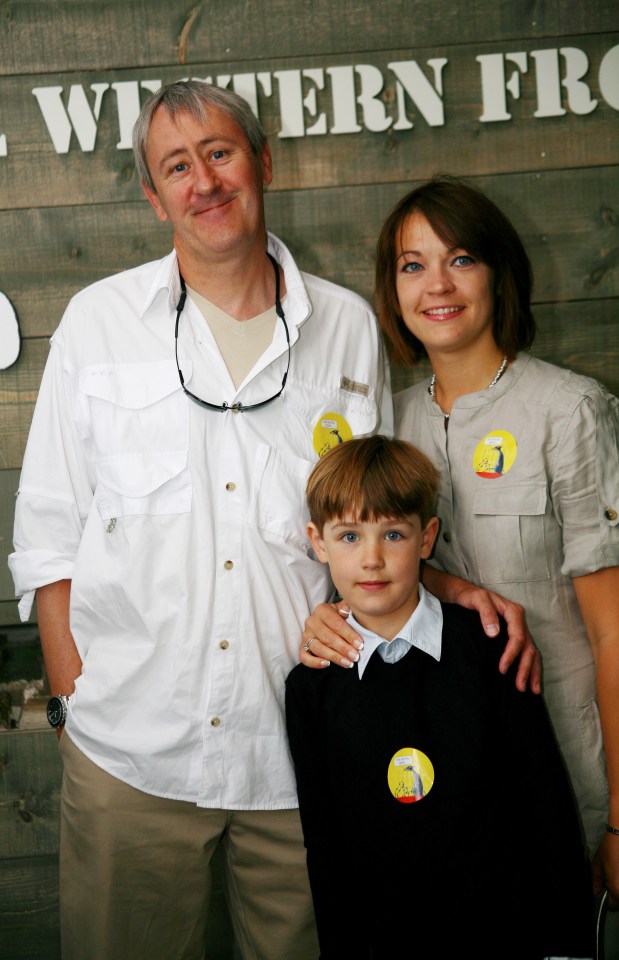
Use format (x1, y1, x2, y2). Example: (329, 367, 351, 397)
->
(47, 696, 65, 727)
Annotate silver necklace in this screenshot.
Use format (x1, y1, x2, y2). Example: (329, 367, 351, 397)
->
(429, 355, 508, 420)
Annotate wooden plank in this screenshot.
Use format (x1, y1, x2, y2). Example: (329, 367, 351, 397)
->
(0, 854, 60, 960)
(0, 842, 236, 960)
(0, 33, 617, 209)
(1, 165, 618, 343)
(1, 297, 616, 474)
(0, 726, 236, 959)
(0, 0, 616, 76)
(0, 470, 21, 603)
(0, 599, 32, 628)
(0, 729, 62, 858)
(390, 299, 619, 398)
(270, 167, 619, 307)
(0, 338, 49, 470)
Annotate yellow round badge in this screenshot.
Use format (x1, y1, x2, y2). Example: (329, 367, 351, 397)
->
(312, 412, 353, 458)
(473, 429, 517, 479)
(387, 747, 434, 804)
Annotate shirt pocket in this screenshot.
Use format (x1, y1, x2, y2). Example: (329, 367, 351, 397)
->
(248, 442, 314, 551)
(78, 361, 191, 520)
(473, 483, 550, 584)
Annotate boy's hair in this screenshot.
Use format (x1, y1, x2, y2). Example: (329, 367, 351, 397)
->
(306, 436, 439, 532)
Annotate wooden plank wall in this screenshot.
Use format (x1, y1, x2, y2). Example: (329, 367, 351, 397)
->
(0, 3, 618, 629)
(0, 3, 617, 956)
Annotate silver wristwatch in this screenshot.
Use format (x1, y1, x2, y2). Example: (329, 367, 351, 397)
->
(46, 694, 71, 728)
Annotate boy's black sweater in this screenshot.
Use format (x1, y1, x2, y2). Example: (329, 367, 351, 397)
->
(285, 604, 594, 959)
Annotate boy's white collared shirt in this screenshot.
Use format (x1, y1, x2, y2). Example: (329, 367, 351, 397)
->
(350, 583, 443, 679)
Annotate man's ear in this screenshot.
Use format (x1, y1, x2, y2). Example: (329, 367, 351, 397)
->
(307, 522, 329, 564)
(142, 182, 169, 223)
(260, 142, 273, 187)
(420, 516, 440, 561)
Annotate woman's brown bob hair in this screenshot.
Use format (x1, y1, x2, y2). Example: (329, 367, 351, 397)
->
(306, 435, 439, 533)
(375, 175, 536, 365)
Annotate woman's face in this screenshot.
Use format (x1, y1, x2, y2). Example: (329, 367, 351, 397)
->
(394, 211, 496, 359)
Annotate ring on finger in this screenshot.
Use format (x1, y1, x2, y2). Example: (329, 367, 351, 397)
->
(303, 636, 317, 652)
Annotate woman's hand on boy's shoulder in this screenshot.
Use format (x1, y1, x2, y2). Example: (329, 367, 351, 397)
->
(457, 584, 542, 694)
(300, 602, 363, 669)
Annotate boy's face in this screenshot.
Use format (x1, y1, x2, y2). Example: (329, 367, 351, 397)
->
(307, 513, 439, 640)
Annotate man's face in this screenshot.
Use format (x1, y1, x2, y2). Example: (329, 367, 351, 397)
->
(142, 104, 272, 269)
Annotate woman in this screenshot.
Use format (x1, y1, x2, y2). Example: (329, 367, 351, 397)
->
(374, 175, 619, 905)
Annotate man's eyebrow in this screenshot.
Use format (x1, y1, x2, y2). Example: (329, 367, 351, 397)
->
(157, 136, 235, 171)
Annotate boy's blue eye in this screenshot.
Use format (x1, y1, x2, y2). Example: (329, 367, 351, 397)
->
(342, 532, 359, 543)
(385, 531, 403, 541)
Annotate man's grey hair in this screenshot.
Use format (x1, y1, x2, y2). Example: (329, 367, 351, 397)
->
(133, 80, 268, 191)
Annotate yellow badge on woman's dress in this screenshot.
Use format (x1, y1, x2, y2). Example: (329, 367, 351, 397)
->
(473, 429, 517, 479)
(312, 412, 353, 458)
(387, 747, 434, 804)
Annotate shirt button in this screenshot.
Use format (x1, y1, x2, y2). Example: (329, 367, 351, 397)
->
(442, 531, 451, 543)
(210, 717, 221, 727)
(219, 640, 230, 650)
(224, 560, 234, 570)
(605, 507, 618, 521)
(225, 482, 236, 492)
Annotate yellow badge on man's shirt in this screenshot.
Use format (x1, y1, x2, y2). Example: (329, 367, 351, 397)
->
(312, 412, 352, 458)
(473, 429, 517, 479)
(387, 747, 434, 804)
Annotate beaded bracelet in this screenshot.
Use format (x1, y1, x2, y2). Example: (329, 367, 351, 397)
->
(607, 823, 619, 836)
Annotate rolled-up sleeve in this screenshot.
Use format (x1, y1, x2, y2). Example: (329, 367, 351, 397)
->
(552, 383, 619, 578)
(9, 320, 94, 619)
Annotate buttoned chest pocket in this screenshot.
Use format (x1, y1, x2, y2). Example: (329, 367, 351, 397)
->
(249, 444, 314, 551)
(473, 483, 550, 584)
(78, 362, 191, 520)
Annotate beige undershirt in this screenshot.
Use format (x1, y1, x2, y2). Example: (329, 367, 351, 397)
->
(186, 285, 278, 389)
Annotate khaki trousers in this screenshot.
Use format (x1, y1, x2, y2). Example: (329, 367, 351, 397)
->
(59, 735, 318, 960)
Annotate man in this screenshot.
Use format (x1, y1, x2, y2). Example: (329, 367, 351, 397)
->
(9, 81, 534, 960)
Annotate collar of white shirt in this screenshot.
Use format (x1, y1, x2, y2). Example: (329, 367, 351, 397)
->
(350, 583, 443, 680)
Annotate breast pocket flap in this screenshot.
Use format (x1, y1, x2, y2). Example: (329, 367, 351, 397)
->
(79, 360, 190, 409)
(474, 483, 547, 518)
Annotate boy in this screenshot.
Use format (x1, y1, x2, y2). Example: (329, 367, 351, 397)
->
(285, 436, 593, 960)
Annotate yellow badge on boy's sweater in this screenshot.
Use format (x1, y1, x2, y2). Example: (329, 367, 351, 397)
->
(473, 429, 517, 479)
(387, 748, 434, 804)
(312, 412, 352, 458)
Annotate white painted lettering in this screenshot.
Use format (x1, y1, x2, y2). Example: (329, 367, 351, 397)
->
(0, 134, 6, 156)
(355, 65, 392, 132)
(273, 70, 306, 137)
(327, 66, 362, 134)
(302, 69, 327, 136)
(599, 44, 619, 109)
(33, 83, 109, 153)
(112, 80, 161, 149)
(389, 59, 447, 130)
(0, 291, 20, 371)
(559, 47, 597, 114)
(274, 69, 327, 137)
(531, 49, 566, 117)
(477, 52, 528, 122)
(228, 72, 272, 116)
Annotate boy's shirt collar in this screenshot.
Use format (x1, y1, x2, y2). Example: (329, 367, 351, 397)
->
(349, 583, 443, 680)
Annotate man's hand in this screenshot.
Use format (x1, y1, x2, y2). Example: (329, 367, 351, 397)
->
(451, 582, 542, 693)
(299, 602, 361, 669)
